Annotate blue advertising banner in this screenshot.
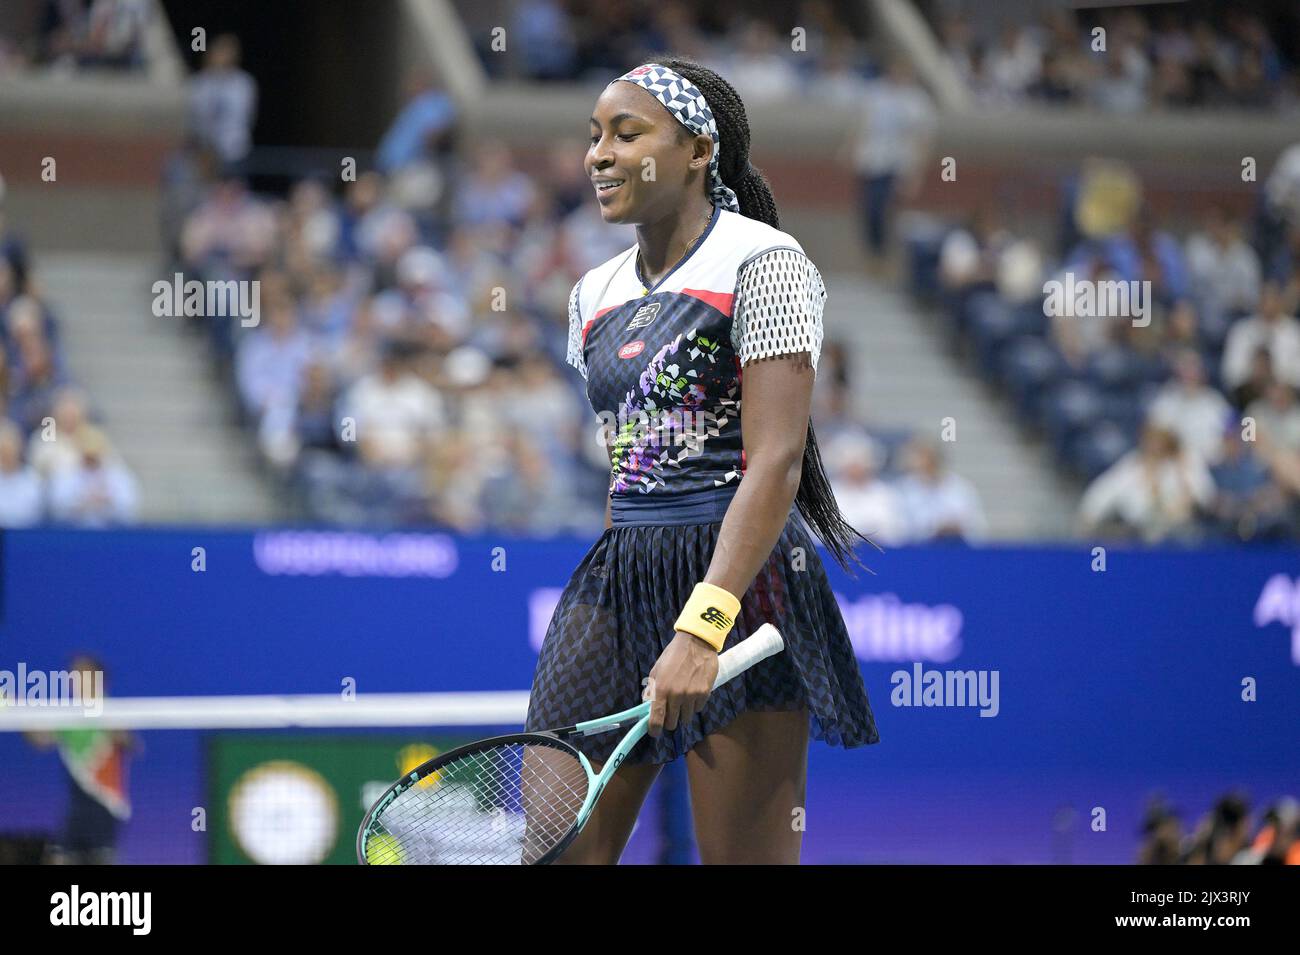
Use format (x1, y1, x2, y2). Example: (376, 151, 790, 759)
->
(1, 528, 1297, 863)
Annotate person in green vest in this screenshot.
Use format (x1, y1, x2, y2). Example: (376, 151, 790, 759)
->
(25, 655, 137, 864)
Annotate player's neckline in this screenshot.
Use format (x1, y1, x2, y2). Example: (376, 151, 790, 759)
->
(634, 205, 721, 296)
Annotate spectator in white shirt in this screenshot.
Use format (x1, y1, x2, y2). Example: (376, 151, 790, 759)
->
(1079, 424, 1214, 541)
(47, 426, 139, 527)
(1245, 381, 1300, 453)
(0, 420, 43, 527)
(826, 435, 908, 546)
(26, 386, 91, 478)
(188, 34, 257, 166)
(985, 24, 1043, 100)
(1221, 281, 1300, 393)
(895, 438, 987, 542)
(1147, 349, 1233, 464)
(1185, 206, 1261, 322)
(340, 344, 445, 470)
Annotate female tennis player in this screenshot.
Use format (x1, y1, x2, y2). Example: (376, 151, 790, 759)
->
(525, 56, 879, 864)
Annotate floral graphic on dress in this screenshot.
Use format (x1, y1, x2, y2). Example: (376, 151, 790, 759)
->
(608, 329, 731, 493)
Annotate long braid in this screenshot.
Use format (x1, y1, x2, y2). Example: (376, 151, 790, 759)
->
(654, 55, 876, 574)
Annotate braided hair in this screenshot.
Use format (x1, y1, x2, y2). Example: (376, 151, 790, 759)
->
(652, 55, 876, 574)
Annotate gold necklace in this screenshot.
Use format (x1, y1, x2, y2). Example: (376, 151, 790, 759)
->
(638, 209, 712, 295)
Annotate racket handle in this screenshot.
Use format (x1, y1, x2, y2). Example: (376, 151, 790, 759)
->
(712, 623, 785, 690)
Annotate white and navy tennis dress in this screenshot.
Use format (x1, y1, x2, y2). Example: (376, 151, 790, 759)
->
(526, 205, 879, 765)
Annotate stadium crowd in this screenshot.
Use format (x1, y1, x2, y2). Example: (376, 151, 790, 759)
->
(1138, 792, 1299, 865)
(0, 205, 140, 528)
(463, 0, 874, 102)
(906, 145, 1300, 544)
(933, 3, 1299, 113)
(0, 0, 152, 74)
(166, 18, 983, 543)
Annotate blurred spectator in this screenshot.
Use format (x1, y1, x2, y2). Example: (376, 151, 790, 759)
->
(1207, 422, 1292, 541)
(895, 438, 986, 542)
(510, 0, 578, 82)
(375, 70, 458, 175)
(26, 386, 92, 478)
(80, 0, 150, 69)
(0, 420, 43, 527)
(1221, 281, 1300, 394)
(1185, 793, 1252, 865)
(340, 343, 445, 471)
(234, 297, 313, 421)
(1238, 798, 1300, 865)
(7, 331, 67, 434)
(259, 359, 341, 471)
(477, 427, 578, 533)
(984, 24, 1042, 101)
(1079, 424, 1213, 541)
(1231, 347, 1277, 410)
(38, 0, 149, 71)
(1137, 798, 1184, 865)
(452, 141, 536, 230)
(1146, 349, 1232, 465)
(1186, 206, 1261, 322)
(47, 426, 139, 527)
(1088, 39, 1149, 114)
(375, 245, 472, 349)
(826, 435, 908, 546)
(851, 57, 936, 261)
(939, 206, 1012, 295)
(180, 176, 277, 274)
(188, 34, 257, 167)
(1245, 381, 1300, 453)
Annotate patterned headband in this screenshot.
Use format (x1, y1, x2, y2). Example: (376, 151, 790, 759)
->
(613, 63, 741, 213)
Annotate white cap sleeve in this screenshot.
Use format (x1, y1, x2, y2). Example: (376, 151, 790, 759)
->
(731, 248, 826, 371)
(565, 278, 587, 379)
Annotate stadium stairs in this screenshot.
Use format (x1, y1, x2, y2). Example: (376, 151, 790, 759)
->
(38, 252, 290, 525)
(827, 273, 1080, 539)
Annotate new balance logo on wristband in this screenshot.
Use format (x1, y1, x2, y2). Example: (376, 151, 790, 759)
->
(700, 606, 732, 629)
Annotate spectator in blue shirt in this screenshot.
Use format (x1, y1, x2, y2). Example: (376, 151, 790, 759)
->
(375, 70, 457, 175)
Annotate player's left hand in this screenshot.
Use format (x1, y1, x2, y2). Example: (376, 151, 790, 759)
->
(645, 632, 719, 738)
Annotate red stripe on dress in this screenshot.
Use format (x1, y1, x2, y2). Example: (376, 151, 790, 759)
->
(681, 288, 735, 316)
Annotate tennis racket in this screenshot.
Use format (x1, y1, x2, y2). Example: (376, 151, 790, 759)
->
(357, 622, 785, 865)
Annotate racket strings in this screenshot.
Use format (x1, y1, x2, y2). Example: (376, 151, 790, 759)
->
(364, 741, 589, 865)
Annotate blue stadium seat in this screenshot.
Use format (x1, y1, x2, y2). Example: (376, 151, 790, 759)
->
(1041, 379, 1104, 454)
(1085, 345, 1144, 391)
(969, 293, 1022, 374)
(1000, 336, 1066, 420)
(1069, 421, 1134, 480)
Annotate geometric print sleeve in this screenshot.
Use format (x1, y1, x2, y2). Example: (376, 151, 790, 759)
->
(564, 278, 587, 379)
(731, 247, 826, 372)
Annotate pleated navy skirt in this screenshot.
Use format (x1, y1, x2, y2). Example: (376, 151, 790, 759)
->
(525, 487, 880, 766)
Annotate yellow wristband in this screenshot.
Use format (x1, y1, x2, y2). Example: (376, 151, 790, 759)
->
(673, 582, 741, 652)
